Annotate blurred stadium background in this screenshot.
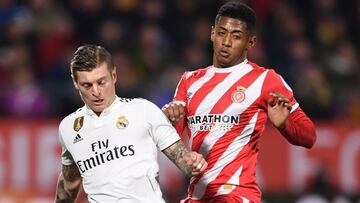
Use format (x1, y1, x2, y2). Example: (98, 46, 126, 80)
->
(0, 0, 359, 202)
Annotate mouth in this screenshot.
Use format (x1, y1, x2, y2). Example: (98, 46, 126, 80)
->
(219, 49, 230, 57)
(92, 99, 104, 106)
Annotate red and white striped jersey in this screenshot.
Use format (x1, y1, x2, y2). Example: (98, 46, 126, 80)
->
(173, 59, 299, 203)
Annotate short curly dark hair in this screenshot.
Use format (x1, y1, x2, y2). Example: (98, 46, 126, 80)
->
(215, 1, 256, 34)
(70, 44, 113, 81)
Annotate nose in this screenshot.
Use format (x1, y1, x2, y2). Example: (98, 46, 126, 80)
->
(222, 34, 232, 47)
(91, 85, 101, 97)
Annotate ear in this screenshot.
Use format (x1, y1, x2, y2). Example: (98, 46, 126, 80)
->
(71, 74, 79, 90)
(210, 26, 215, 42)
(246, 35, 257, 51)
(112, 66, 117, 83)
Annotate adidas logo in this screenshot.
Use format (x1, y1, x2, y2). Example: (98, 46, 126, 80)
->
(73, 134, 84, 144)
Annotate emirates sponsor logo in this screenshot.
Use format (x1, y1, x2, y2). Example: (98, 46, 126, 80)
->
(77, 139, 135, 173)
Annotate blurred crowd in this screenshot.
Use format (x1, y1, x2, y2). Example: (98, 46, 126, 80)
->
(0, 1, 359, 202)
(0, 0, 359, 121)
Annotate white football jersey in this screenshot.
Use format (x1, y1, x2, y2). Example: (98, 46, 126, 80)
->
(59, 97, 180, 203)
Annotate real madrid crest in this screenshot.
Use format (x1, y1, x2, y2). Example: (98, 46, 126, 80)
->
(116, 115, 129, 129)
(73, 116, 84, 132)
(231, 86, 246, 103)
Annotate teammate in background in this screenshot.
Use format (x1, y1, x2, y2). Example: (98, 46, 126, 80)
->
(162, 2, 316, 203)
(54, 44, 207, 203)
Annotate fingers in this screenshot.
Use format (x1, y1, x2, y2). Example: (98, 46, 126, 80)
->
(268, 92, 292, 111)
(161, 102, 185, 123)
(187, 152, 207, 176)
(161, 104, 170, 117)
(268, 98, 275, 107)
(193, 160, 207, 176)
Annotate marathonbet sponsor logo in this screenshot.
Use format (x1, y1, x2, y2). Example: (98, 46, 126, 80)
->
(187, 114, 240, 132)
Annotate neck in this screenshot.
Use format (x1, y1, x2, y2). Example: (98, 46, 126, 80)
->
(213, 56, 247, 68)
(91, 95, 117, 117)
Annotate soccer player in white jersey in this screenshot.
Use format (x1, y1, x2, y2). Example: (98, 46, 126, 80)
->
(54, 44, 208, 203)
(162, 2, 317, 203)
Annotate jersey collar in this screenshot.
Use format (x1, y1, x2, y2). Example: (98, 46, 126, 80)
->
(211, 58, 248, 73)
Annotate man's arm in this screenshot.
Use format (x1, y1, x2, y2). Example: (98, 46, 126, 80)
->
(162, 140, 207, 177)
(55, 164, 82, 203)
(278, 108, 316, 148)
(267, 92, 316, 148)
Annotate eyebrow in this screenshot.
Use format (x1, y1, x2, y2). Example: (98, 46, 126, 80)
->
(79, 76, 106, 85)
(218, 26, 244, 34)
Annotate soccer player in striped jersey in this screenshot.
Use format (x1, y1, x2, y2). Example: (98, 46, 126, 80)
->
(162, 2, 316, 203)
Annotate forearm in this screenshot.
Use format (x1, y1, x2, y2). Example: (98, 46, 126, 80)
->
(55, 175, 79, 203)
(162, 140, 193, 177)
(280, 108, 316, 148)
(55, 165, 82, 203)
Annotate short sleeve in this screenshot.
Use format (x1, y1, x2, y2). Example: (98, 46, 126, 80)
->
(144, 100, 181, 151)
(59, 128, 75, 166)
(172, 72, 190, 136)
(173, 71, 189, 105)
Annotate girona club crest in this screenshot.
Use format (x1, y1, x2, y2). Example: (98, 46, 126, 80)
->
(231, 86, 246, 103)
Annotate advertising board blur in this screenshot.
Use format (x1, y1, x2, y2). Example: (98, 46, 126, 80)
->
(0, 119, 358, 202)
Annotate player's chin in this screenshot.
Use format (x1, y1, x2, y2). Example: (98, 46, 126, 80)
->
(217, 57, 233, 67)
(91, 105, 105, 113)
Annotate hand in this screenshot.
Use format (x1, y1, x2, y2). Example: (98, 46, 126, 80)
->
(267, 92, 292, 129)
(161, 102, 185, 124)
(163, 140, 207, 177)
(183, 151, 207, 176)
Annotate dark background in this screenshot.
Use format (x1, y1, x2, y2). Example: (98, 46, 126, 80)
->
(0, 0, 359, 202)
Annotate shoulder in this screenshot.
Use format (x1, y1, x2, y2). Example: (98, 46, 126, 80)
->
(264, 69, 292, 91)
(257, 65, 293, 94)
(59, 106, 86, 132)
(246, 61, 283, 80)
(118, 97, 135, 103)
(135, 98, 159, 109)
(247, 61, 270, 73)
(119, 97, 147, 106)
(115, 97, 143, 108)
(182, 66, 212, 80)
(118, 97, 159, 110)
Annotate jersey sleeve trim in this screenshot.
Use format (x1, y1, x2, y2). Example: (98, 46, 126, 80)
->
(59, 121, 75, 166)
(143, 100, 182, 151)
(291, 102, 299, 113)
(173, 100, 186, 106)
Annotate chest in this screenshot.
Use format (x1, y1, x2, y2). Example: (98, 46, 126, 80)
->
(64, 112, 151, 162)
(186, 79, 263, 116)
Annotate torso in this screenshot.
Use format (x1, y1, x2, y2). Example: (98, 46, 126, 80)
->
(59, 98, 171, 203)
(174, 60, 295, 202)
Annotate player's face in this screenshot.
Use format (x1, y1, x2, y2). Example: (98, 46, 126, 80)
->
(73, 63, 116, 115)
(211, 16, 256, 68)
